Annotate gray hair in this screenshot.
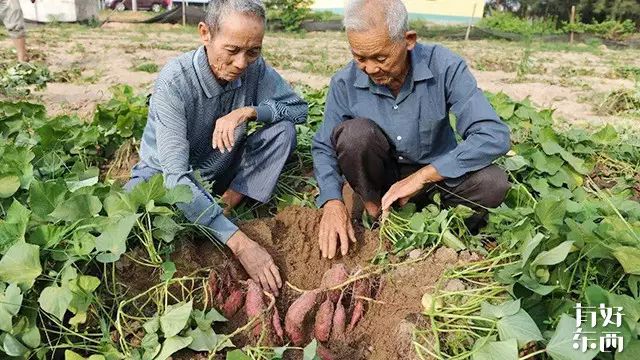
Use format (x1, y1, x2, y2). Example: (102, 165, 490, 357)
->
(343, 0, 409, 42)
(204, 0, 266, 33)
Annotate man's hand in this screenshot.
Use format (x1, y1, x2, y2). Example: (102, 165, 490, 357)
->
(319, 200, 356, 259)
(381, 165, 444, 211)
(227, 231, 282, 295)
(212, 107, 256, 153)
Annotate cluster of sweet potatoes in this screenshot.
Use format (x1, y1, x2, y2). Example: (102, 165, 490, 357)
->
(207, 263, 379, 352)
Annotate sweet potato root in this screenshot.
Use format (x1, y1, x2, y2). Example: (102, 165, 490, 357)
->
(314, 298, 334, 342)
(317, 343, 336, 360)
(272, 307, 284, 343)
(245, 279, 265, 337)
(331, 297, 346, 340)
(321, 264, 349, 303)
(347, 279, 371, 332)
(284, 290, 319, 346)
(347, 301, 364, 332)
(207, 270, 219, 307)
(222, 287, 245, 319)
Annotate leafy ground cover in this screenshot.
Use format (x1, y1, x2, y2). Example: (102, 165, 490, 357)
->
(0, 82, 639, 360)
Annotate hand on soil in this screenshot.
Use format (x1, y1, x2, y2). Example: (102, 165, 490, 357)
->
(227, 231, 282, 295)
(212, 107, 256, 153)
(319, 200, 356, 259)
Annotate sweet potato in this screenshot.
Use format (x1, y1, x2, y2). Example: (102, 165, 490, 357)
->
(321, 264, 349, 303)
(245, 279, 265, 337)
(272, 307, 284, 343)
(284, 290, 319, 346)
(317, 343, 336, 360)
(207, 270, 219, 307)
(222, 287, 245, 319)
(314, 298, 334, 342)
(347, 301, 364, 332)
(331, 297, 346, 340)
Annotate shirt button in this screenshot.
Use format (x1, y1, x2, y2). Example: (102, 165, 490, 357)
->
(396, 136, 402, 141)
(393, 104, 399, 110)
(398, 156, 404, 160)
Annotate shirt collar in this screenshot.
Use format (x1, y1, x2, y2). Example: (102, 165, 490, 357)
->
(353, 43, 434, 91)
(192, 46, 242, 99)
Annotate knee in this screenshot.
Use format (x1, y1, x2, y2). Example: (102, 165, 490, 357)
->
(271, 121, 297, 152)
(472, 165, 511, 208)
(331, 118, 381, 153)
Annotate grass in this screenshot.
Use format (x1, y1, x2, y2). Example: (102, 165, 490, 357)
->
(132, 61, 159, 73)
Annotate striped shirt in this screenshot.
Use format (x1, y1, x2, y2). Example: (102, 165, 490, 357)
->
(139, 45, 307, 242)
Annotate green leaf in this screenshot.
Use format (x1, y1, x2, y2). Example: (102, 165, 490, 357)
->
(95, 214, 139, 263)
(160, 300, 193, 338)
(0, 200, 30, 253)
(161, 261, 176, 282)
(547, 314, 598, 360)
(226, 350, 251, 360)
(0, 175, 21, 198)
(616, 338, 640, 360)
(0, 283, 23, 332)
(143, 316, 159, 334)
(49, 194, 102, 222)
(192, 309, 227, 330)
(153, 216, 183, 243)
(480, 299, 521, 319)
(559, 149, 588, 175)
(471, 338, 518, 360)
(21, 326, 41, 349)
(154, 336, 192, 360)
(495, 101, 516, 119)
(531, 241, 574, 266)
(531, 151, 563, 175)
(38, 285, 73, 321)
(503, 155, 529, 172)
(186, 327, 217, 352)
(497, 309, 544, 347)
(520, 233, 544, 266)
(535, 198, 566, 233)
(592, 124, 618, 144)
(612, 246, 640, 275)
(303, 339, 320, 360)
(129, 174, 166, 209)
(64, 350, 106, 360)
(0, 242, 42, 289)
(159, 184, 192, 205)
(3, 333, 29, 356)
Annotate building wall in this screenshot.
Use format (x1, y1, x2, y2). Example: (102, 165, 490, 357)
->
(312, 0, 485, 24)
(18, 0, 98, 22)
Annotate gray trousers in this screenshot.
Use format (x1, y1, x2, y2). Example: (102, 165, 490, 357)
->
(0, 0, 25, 39)
(125, 121, 296, 221)
(332, 118, 511, 232)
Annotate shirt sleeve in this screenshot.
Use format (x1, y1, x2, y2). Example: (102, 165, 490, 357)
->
(311, 77, 348, 207)
(253, 59, 308, 124)
(430, 55, 511, 179)
(151, 80, 239, 243)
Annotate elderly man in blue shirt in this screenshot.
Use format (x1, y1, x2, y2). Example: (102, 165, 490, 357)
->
(126, 0, 307, 294)
(312, 0, 511, 259)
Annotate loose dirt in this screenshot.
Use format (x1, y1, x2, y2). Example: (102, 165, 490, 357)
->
(116, 206, 475, 359)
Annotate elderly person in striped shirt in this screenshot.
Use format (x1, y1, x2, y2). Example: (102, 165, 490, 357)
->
(126, 0, 307, 294)
(312, 0, 512, 259)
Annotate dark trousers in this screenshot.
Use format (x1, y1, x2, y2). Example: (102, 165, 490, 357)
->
(331, 118, 511, 232)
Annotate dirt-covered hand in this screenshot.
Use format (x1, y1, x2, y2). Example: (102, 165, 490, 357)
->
(381, 165, 444, 211)
(212, 107, 256, 153)
(227, 231, 282, 296)
(318, 200, 356, 259)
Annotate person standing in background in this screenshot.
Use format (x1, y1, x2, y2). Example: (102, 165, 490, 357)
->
(0, 0, 31, 62)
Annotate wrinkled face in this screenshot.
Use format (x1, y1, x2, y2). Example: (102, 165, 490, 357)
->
(198, 11, 265, 83)
(347, 27, 416, 90)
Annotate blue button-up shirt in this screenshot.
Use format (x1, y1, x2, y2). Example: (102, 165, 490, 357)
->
(311, 43, 511, 207)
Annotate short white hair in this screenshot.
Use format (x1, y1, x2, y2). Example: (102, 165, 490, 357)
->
(205, 0, 266, 33)
(343, 0, 409, 41)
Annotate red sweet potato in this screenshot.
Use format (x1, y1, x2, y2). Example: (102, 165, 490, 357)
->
(347, 301, 364, 332)
(314, 298, 334, 342)
(222, 287, 245, 319)
(317, 343, 336, 360)
(331, 297, 346, 340)
(284, 290, 319, 346)
(245, 279, 265, 337)
(321, 264, 349, 303)
(272, 307, 284, 343)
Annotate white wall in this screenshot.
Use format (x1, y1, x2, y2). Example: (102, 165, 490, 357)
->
(18, 0, 99, 22)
